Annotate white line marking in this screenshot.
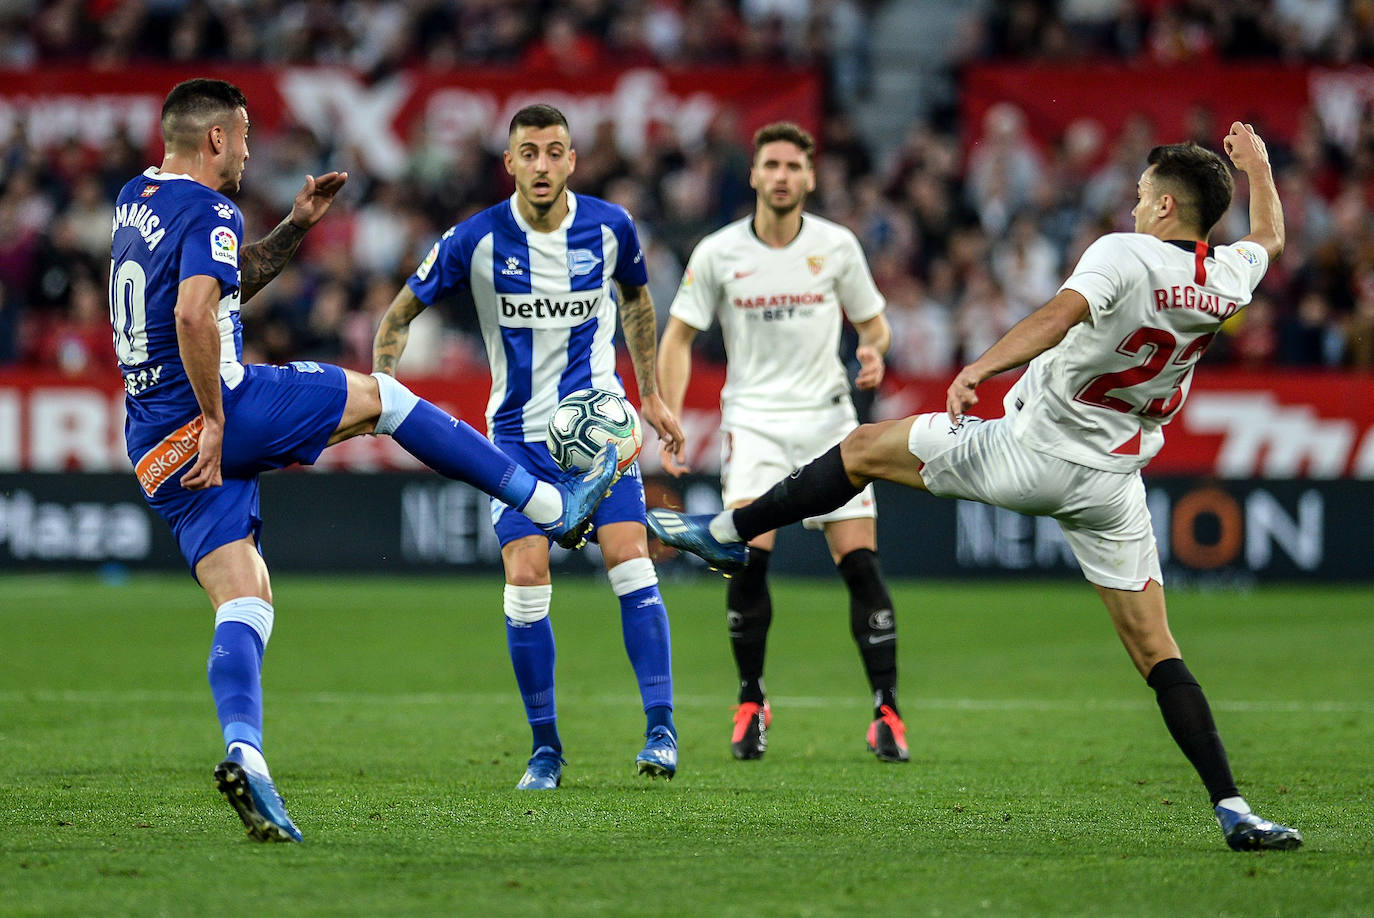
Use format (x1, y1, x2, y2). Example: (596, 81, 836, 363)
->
(1, 690, 1369, 714)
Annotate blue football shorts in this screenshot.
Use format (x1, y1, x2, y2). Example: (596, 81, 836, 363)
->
(128, 361, 349, 571)
(489, 438, 647, 547)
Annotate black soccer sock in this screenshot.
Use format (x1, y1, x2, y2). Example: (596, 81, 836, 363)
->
(838, 548, 899, 717)
(733, 445, 863, 543)
(1146, 658, 1239, 805)
(727, 547, 772, 704)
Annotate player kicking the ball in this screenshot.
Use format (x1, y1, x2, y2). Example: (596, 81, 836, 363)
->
(649, 122, 1302, 851)
(112, 80, 617, 843)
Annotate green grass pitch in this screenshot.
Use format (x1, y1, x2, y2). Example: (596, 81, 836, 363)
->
(2, 573, 1372, 916)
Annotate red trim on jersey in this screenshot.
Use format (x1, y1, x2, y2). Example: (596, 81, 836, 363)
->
(1111, 429, 1142, 456)
(1193, 241, 1208, 285)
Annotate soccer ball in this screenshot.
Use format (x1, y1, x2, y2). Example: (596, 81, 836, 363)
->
(545, 388, 643, 474)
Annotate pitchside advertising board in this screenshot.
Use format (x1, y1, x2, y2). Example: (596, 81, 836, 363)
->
(3, 367, 1373, 580)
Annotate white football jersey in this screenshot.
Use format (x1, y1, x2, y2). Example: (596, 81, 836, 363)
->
(1006, 232, 1269, 471)
(669, 214, 884, 421)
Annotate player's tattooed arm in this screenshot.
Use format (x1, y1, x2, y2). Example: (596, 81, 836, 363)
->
(617, 281, 660, 397)
(372, 286, 429, 376)
(239, 218, 306, 303)
(241, 172, 348, 303)
(618, 281, 687, 454)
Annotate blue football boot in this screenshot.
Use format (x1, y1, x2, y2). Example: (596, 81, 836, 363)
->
(645, 509, 749, 573)
(516, 746, 565, 790)
(544, 443, 619, 550)
(212, 748, 302, 843)
(1216, 805, 1303, 851)
(635, 726, 678, 780)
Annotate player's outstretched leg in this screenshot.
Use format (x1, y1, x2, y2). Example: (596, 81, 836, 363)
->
(371, 373, 615, 548)
(648, 444, 864, 573)
(646, 509, 749, 572)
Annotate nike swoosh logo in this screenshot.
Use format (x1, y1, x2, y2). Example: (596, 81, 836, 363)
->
(866, 634, 897, 645)
(733, 270, 754, 279)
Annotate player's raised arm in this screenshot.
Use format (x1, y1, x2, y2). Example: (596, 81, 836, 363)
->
(174, 274, 228, 490)
(1223, 122, 1284, 262)
(946, 288, 1090, 422)
(240, 171, 347, 302)
(372, 285, 429, 377)
(656, 316, 698, 475)
(617, 280, 685, 456)
(852, 313, 891, 391)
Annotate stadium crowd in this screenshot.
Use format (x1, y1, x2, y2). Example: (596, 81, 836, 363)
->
(2, 0, 1372, 377)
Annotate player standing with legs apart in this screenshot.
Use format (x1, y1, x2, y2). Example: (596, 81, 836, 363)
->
(374, 105, 687, 789)
(657, 123, 906, 763)
(649, 123, 1303, 851)
(112, 80, 618, 843)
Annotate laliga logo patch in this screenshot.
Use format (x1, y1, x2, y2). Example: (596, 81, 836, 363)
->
(567, 248, 602, 277)
(1239, 246, 1260, 265)
(210, 226, 238, 266)
(213, 202, 235, 219)
(416, 241, 439, 281)
(680, 268, 694, 289)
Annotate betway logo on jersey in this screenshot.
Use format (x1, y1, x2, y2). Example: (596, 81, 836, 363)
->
(732, 292, 826, 309)
(499, 294, 601, 327)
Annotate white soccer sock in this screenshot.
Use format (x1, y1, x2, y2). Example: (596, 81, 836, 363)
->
(228, 741, 271, 779)
(521, 481, 564, 526)
(371, 372, 419, 436)
(505, 583, 552, 624)
(709, 510, 740, 543)
(1216, 796, 1250, 814)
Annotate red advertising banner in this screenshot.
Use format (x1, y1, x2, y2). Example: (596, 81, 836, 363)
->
(5, 365, 1373, 479)
(960, 62, 1374, 157)
(0, 65, 820, 179)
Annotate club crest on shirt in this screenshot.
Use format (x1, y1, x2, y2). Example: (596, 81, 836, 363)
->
(210, 226, 238, 266)
(140, 184, 159, 198)
(501, 255, 525, 276)
(806, 255, 824, 275)
(567, 248, 602, 277)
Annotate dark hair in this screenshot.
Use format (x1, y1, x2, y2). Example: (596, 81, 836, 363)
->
(161, 79, 248, 150)
(753, 122, 815, 163)
(508, 104, 571, 138)
(1146, 142, 1234, 234)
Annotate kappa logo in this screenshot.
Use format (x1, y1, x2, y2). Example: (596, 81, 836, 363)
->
(567, 248, 602, 277)
(213, 202, 235, 219)
(501, 256, 525, 276)
(210, 226, 238, 266)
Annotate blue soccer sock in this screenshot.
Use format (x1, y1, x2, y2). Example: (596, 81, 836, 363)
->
(373, 373, 539, 510)
(505, 584, 560, 754)
(207, 597, 273, 755)
(609, 559, 674, 732)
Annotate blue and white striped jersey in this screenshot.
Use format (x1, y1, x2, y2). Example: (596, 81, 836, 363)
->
(407, 191, 647, 442)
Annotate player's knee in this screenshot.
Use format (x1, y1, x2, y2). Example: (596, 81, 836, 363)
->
(371, 371, 419, 435)
(840, 423, 890, 480)
(505, 583, 552, 624)
(607, 557, 658, 597)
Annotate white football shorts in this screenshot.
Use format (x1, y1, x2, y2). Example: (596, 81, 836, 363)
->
(908, 412, 1162, 591)
(721, 400, 877, 530)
